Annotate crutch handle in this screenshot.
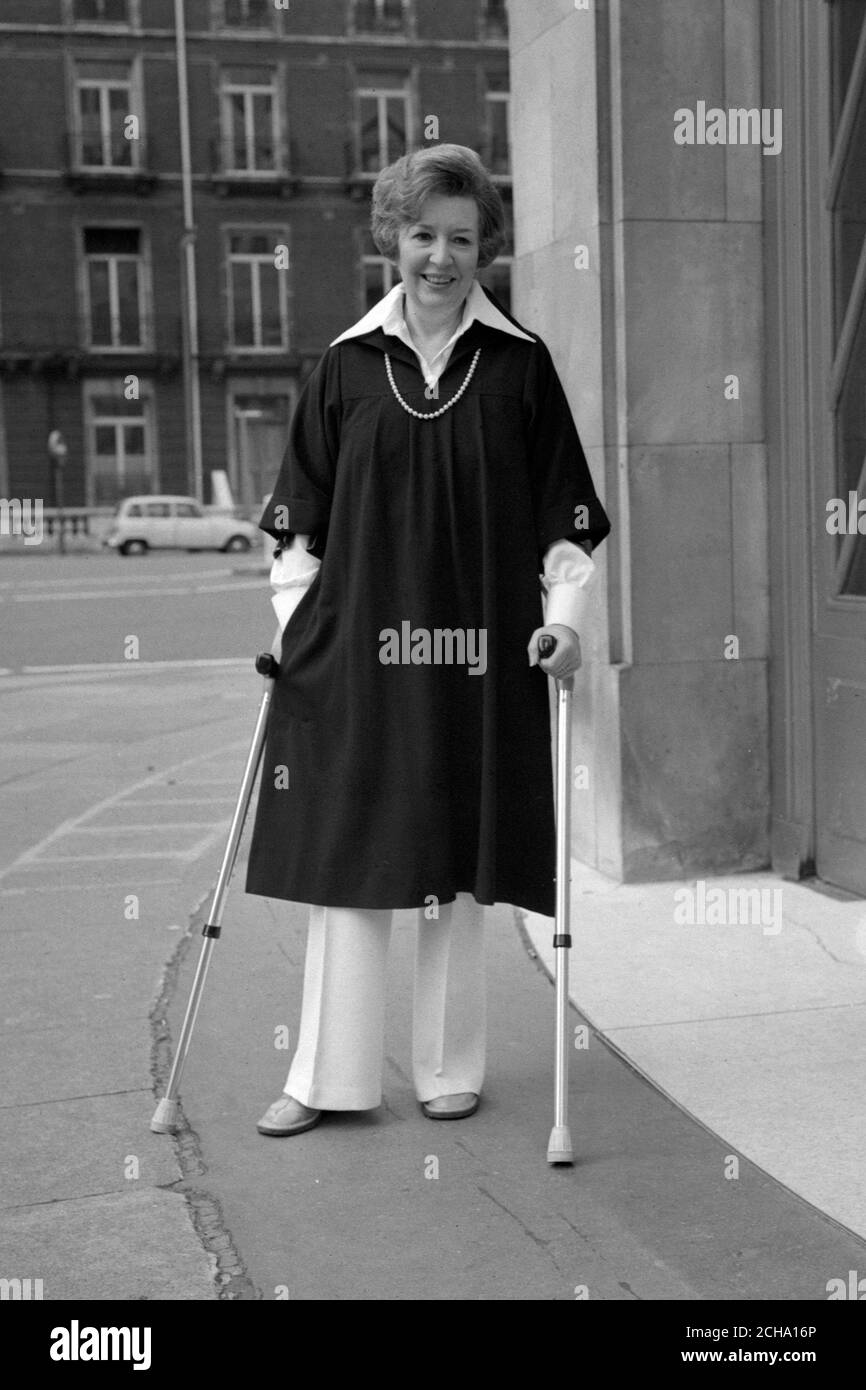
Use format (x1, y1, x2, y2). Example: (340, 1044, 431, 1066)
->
(255, 652, 279, 679)
(538, 633, 575, 692)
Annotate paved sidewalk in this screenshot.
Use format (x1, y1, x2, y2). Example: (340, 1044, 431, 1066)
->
(524, 864, 866, 1241)
(0, 670, 261, 1302)
(156, 862, 866, 1300)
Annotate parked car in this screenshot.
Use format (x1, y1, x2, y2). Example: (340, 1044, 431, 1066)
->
(104, 495, 258, 555)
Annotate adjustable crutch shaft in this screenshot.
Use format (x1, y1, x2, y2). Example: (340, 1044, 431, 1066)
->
(539, 634, 575, 1166)
(151, 652, 278, 1134)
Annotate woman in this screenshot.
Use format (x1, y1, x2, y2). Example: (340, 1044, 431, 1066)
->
(245, 144, 610, 1136)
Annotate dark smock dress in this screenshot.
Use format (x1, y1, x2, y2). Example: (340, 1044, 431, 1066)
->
(245, 290, 610, 918)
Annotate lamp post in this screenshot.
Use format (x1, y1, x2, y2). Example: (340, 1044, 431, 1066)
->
(174, 0, 204, 503)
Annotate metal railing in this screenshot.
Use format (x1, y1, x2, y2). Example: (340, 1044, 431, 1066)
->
(0, 507, 117, 553)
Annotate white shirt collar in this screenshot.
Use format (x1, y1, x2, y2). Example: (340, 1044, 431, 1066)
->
(330, 279, 535, 350)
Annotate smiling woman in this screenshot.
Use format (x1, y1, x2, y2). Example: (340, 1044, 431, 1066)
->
(371, 147, 505, 368)
(370, 143, 506, 268)
(244, 143, 611, 1138)
(397, 199, 480, 361)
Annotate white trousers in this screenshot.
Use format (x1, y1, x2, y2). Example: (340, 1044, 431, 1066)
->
(285, 892, 487, 1110)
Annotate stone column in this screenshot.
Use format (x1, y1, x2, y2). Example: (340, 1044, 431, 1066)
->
(510, 0, 770, 879)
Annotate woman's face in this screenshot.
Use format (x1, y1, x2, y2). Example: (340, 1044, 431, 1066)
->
(396, 194, 480, 319)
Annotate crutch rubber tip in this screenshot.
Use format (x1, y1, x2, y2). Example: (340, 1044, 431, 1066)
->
(150, 1097, 181, 1134)
(547, 1125, 575, 1165)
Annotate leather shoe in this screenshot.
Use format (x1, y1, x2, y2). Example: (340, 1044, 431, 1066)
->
(421, 1092, 479, 1120)
(257, 1094, 322, 1136)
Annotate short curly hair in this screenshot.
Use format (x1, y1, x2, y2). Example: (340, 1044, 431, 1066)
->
(370, 144, 507, 270)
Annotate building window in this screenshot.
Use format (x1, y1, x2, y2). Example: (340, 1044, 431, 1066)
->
(219, 69, 281, 174)
(227, 231, 289, 351)
(85, 383, 155, 505)
(484, 72, 510, 177)
(74, 63, 137, 169)
(221, 0, 273, 26)
(477, 256, 512, 316)
(211, 0, 284, 33)
(352, 0, 409, 34)
(82, 227, 147, 350)
(360, 233, 397, 312)
(356, 73, 412, 175)
(72, 0, 131, 23)
(480, 0, 509, 40)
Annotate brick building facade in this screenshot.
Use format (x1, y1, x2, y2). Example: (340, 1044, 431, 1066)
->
(0, 0, 511, 510)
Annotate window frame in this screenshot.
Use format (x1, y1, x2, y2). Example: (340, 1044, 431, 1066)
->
(349, 0, 414, 39)
(79, 224, 151, 353)
(478, 0, 509, 43)
(224, 226, 291, 354)
(218, 68, 284, 176)
(212, 0, 284, 33)
(65, 0, 140, 30)
(480, 69, 511, 181)
(358, 234, 397, 318)
(71, 56, 143, 172)
(354, 71, 415, 179)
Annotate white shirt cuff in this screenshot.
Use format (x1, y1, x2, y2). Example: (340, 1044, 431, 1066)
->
(270, 533, 320, 631)
(541, 539, 596, 632)
(542, 538, 596, 586)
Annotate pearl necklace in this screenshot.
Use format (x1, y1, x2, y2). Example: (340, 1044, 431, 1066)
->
(385, 348, 481, 420)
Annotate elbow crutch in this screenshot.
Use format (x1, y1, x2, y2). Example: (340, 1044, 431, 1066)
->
(151, 651, 279, 1134)
(538, 633, 575, 1166)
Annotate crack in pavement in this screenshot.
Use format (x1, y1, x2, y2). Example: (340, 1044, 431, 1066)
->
(2, 1187, 150, 1214)
(475, 1182, 563, 1271)
(384, 1054, 414, 1087)
(798, 922, 850, 967)
(619, 1280, 642, 1300)
(149, 882, 259, 1300)
(453, 1137, 477, 1160)
(0, 1087, 149, 1112)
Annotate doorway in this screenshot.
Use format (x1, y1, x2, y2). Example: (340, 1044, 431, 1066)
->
(813, 0, 866, 893)
(767, 0, 866, 896)
(228, 385, 295, 513)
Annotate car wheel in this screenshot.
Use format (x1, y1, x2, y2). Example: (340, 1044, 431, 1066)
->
(120, 540, 149, 556)
(223, 535, 251, 553)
